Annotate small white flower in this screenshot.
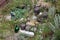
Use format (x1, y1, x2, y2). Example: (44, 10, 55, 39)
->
(39, 12, 43, 15)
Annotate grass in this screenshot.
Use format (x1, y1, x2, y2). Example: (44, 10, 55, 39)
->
(0, 0, 60, 40)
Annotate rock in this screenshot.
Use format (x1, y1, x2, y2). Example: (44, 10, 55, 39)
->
(34, 5, 40, 15)
(42, 11, 48, 19)
(26, 20, 39, 26)
(37, 18, 43, 23)
(27, 17, 30, 21)
(32, 15, 37, 20)
(30, 27, 37, 32)
(38, 11, 48, 19)
(26, 20, 35, 26)
(19, 30, 34, 37)
(25, 25, 31, 31)
(20, 23, 26, 30)
(5, 15, 11, 21)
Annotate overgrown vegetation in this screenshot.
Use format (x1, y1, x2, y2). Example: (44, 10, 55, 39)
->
(0, 0, 60, 40)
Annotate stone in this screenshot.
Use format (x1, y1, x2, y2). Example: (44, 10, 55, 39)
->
(42, 11, 48, 19)
(19, 30, 34, 37)
(32, 16, 37, 20)
(34, 5, 40, 15)
(20, 24, 26, 30)
(31, 27, 37, 32)
(25, 25, 31, 31)
(26, 21, 35, 26)
(5, 15, 11, 21)
(37, 18, 43, 23)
